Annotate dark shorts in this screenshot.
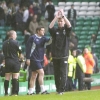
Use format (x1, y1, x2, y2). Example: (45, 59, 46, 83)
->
(30, 60, 43, 71)
(5, 59, 20, 73)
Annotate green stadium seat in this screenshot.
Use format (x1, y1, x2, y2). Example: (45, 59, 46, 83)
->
(0, 26, 5, 30)
(92, 16, 100, 21)
(1, 35, 5, 40)
(90, 26, 98, 31)
(98, 31, 100, 35)
(76, 21, 84, 26)
(87, 35, 91, 39)
(91, 21, 100, 26)
(77, 44, 84, 50)
(97, 35, 100, 39)
(16, 31, 23, 35)
(5, 26, 12, 31)
(76, 17, 84, 22)
(0, 30, 6, 35)
(95, 40, 100, 45)
(78, 40, 86, 44)
(85, 40, 90, 45)
(74, 26, 82, 31)
(88, 31, 96, 35)
(84, 17, 92, 21)
(75, 31, 81, 35)
(82, 26, 90, 31)
(83, 21, 92, 26)
(17, 35, 24, 40)
(79, 35, 87, 39)
(81, 31, 88, 35)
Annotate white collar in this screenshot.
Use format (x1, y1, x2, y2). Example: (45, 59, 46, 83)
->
(35, 34, 42, 38)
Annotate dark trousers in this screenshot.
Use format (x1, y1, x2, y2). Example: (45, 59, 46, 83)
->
(85, 74, 91, 90)
(76, 73, 84, 90)
(52, 58, 68, 92)
(66, 77, 73, 91)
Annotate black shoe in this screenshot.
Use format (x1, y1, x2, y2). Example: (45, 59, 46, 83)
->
(36, 92, 40, 94)
(57, 92, 64, 95)
(41, 91, 50, 94)
(27, 92, 35, 95)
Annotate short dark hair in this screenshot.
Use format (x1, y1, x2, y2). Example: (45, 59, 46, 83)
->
(36, 26, 44, 33)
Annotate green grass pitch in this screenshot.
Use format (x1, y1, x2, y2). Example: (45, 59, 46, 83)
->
(0, 90, 100, 100)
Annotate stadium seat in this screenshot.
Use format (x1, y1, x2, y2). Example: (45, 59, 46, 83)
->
(78, 11, 87, 17)
(81, 31, 89, 35)
(94, 11, 100, 16)
(74, 6, 80, 12)
(92, 16, 100, 21)
(64, 6, 71, 11)
(77, 44, 84, 50)
(95, 7, 100, 11)
(97, 35, 100, 39)
(95, 40, 100, 45)
(78, 40, 86, 44)
(91, 21, 99, 26)
(82, 26, 90, 31)
(84, 17, 92, 21)
(87, 6, 96, 12)
(74, 26, 83, 31)
(83, 21, 92, 26)
(65, 2, 73, 6)
(73, 2, 81, 6)
(79, 35, 87, 39)
(98, 31, 100, 35)
(76, 16, 85, 21)
(79, 6, 88, 11)
(88, 31, 96, 35)
(85, 40, 90, 45)
(0, 26, 5, 30)
(88, 2, 97, 6)
(74, 31, 81, 35)
(86, 11, 95, 16)
(5, 26, 12, 31)
(87, 35, 91, 39)
(90, 26, 98, 31)
(81, 2, 89, 6)
(58, 2, 66, 6)
(0, 30, 6, 35)
(76, 21, 84, 26)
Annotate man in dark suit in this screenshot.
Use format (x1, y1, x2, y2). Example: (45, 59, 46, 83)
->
(67, 4, 77, 28)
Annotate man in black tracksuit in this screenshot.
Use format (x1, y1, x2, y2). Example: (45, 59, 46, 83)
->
(49, 9, 71, 94)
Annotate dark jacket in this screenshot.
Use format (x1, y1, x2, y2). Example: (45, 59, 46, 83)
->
(68, 9, 76, 20)
(2, 38, 22, 60)
(49, 25, 72, 58)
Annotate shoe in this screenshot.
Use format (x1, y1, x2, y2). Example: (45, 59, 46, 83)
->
(57, 92, 64, 95)
(36, 92, 40, 94)
(41, 91, 50, 94)
(11, 94, 18, 96)
(27, 92, 35, 95)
